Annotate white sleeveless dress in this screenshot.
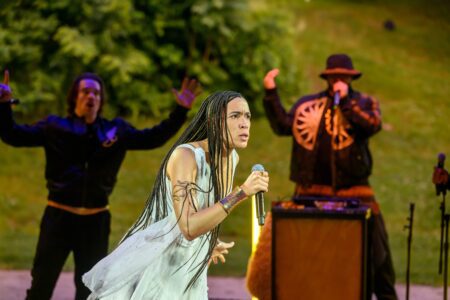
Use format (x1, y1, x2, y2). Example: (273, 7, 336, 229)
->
(82, 144, 237, 299)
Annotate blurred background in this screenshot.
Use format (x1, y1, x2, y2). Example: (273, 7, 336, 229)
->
(0, 0, 449, 286)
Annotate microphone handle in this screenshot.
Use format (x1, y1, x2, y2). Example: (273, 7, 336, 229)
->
(333, 92, 340, 108)
(255, 192, 265, 226)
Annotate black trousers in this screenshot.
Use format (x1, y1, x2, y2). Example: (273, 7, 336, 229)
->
(26, 206, 110, 300)
(369, 213, 398, 300)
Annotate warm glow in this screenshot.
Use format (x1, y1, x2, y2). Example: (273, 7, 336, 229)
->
(251, 195, 261, 252)
(251, 195, 261, 300)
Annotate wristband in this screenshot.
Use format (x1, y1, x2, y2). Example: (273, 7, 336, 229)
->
(219, 186, 248, 214)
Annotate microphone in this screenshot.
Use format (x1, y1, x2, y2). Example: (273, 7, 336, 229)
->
(333, 91, 340, 108)
(9, 98, 20, 105)
(436, 153, 446, 196)
(252, 164, 266, 226)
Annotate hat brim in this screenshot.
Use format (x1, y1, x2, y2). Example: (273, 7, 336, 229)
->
(319, 68, 362, 80)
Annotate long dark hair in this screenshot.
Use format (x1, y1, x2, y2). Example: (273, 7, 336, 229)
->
(66, 73, 106, 117)
(121, 90, 244, 290)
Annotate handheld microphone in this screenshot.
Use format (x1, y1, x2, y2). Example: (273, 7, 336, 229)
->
(9, 98, 20, 105)
(436, 153, 447, 196)
(252, 164, 266, 226)
(333, 91, 340, 108)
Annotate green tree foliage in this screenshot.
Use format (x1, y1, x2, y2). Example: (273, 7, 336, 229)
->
(0, 0, 299, 117)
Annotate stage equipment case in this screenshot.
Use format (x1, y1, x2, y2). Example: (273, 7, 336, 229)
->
(271, 200, 371, 300)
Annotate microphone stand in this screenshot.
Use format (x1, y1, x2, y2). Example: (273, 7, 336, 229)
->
(439, 192, 447, 274)
(444, 213, 449, 300)
(436, 179, 448, 299)
(330, 93, 340, 197)
(404, 202, 415, 300)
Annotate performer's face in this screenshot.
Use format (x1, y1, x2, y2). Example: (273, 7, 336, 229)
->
(225, 97, 251, 149)
(74, 79, 102, 122)
(326, 74, 353, 85)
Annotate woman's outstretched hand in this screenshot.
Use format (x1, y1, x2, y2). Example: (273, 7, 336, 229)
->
(209, 240, 235, 265)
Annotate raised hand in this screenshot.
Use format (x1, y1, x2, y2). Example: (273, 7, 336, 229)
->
(172, 77, 202, 109)
(263, 68, 279, 89)
(0, 70, 12, 103)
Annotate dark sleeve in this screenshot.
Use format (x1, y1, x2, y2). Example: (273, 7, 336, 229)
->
(0, 102, 46, 147)
(263, 88, 293, 136)
(339, 94, 382, 137)
(122, 104, 189, 150)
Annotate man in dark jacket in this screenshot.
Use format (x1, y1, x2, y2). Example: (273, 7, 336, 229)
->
(0, 71, 200, 300)
(261, 54, 397, 299)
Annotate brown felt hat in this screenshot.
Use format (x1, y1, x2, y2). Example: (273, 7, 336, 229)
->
(319, 54, 362, 80)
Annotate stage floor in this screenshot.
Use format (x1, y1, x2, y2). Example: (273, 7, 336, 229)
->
(0, 270, 443, 299)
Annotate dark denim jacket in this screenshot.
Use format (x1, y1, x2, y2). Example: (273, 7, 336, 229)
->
(0, 102, 188, 207)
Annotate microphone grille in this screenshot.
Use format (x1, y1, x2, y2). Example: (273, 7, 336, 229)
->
(252, 164, 265, 172)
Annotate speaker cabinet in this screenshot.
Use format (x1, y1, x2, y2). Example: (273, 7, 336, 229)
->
(272, 204, 370, 300)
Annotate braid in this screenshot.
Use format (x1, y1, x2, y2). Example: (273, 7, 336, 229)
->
(120, 91, 243, 291)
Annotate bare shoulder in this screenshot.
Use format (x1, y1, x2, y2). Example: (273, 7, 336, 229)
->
(166, 145, 198, 181)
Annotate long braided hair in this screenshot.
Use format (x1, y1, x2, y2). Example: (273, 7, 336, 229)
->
(121, 90, 244, 290)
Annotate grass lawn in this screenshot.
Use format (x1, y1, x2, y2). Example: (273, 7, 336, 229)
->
(0, 0, 449, 286)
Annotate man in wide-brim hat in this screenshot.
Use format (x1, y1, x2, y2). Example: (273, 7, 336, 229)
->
(319, 53, 363, 107)
(246, 54, 398, 300)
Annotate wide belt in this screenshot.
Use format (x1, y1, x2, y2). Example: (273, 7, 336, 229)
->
(47, 200, 109, 216)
